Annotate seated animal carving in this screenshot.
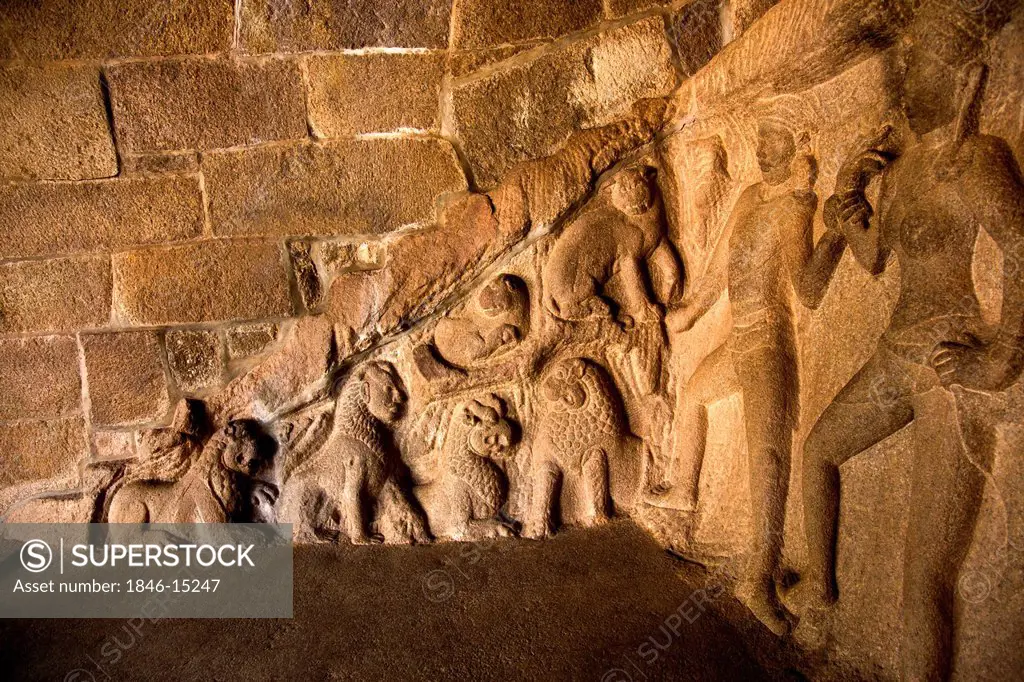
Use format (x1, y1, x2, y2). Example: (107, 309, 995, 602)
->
(107, 417, 276, 524)
(280, 360, 431, 545)
(542, 166, 683, 329)
(442, 395, 517, 541)
(524, 358, 642, 539)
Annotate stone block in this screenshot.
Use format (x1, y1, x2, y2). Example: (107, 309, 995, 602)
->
(165, 329, 224, 393)
(667, 0, 725, 77)
(203, 139, 466, 237)
(447, 44, 540, 78)
(288, 241, 323, 312)
(607, 0, 673, 19)
(122, 152, 199, 175)
(0, 256, 111, 334)
(240, 0, 452, 52)
(450, 17, 675, 186)
(107, 58, 307, 153)
(226, 323, 279, 360)
(451, 0, 602, 49)
(0, 65, 117, 181)
(112, 239, 293, 325)
(90, 430, 136, 462)
(0, 0, 234, 60)
(0, 336, 81, 422)
(0, 176, 204, 260)
(82, 331, 169, 427)
(306, 53, 445, 136)
(0, 419, 87, 487)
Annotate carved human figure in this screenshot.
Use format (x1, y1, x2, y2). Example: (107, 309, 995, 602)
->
(441, 395, 517, 541)
(795, 4, 1024, 678)
(108, 412, 276, 524)
(542, 165, 684, 330)
(648, 121, 847, 634)
(280, 361, 430, 545)
(524, 358, 642, 539)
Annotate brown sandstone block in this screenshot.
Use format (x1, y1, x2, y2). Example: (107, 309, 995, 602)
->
(203, 139, 466, 237)
(0, 0, 234, 60)
(122, 152, 199, 175)
(0, 65, 117, 181)
(606, 0, 673, 18)
(0, 418, 87, 487)
(226, 323, 279, 360)
(165, 329, 224, 392)
(107, 58, 308, 154)
(668, 0, 726, 77)
(451, 0, 602, 49)
(112, 240, 293, 325)
(451, 17, 675, 186)
(82, 331, 169, 427)
(306, 53, 445, 135)
(447, 44, 541, 78)
(240, 0, 452, 52)
(0, 336, 81, 422)
(90, 429, 136, 462)
(0, 176, 204, 260)
(0, 256, 111, 334)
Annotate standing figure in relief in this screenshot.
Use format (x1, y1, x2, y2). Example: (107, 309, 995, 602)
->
(794, 2, 1024, 678)
(648, 121, 847, 634)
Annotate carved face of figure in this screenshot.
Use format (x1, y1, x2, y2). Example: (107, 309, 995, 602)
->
(611, 168, 655, 215)
(756, 121, 796, 183)
(462, 397, 516, 458)
(362, 365, 406, 424)
(541, 359, 588, 409)
(478, 274, 528, 319)
(900, 45, 959, 135)
(221, 424, 262, 477)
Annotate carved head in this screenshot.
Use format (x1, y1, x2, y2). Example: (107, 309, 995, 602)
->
(461, 395, 516, 459)
(610, 167, 656, 215)
(219, 420, 266, 477)
(355, 360, 406, 424)
(478, 274, 529, 319)
(541, 358, 590, 410)
(756, 120, 797, 182)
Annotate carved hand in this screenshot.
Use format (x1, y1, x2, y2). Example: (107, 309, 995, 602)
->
(930, 337, 1023, 392)
(665, 303, 703, 333)
(836, 125, 895, 192)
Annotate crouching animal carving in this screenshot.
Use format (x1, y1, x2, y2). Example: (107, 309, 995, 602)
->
(281, 361, 431, 545)
(524, 358, 642, 539)
(442, 395, 517, 541)
(108, 417, 277, 523)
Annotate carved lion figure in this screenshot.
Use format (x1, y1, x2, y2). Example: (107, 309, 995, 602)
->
(524, 358, 641, 539)
(107, 417, 276, 524)
(441, 395, 517, 541)
(280, 360, 431, 545)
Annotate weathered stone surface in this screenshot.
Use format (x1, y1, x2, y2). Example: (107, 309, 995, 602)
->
(82, 331, 169, 427)
(607, 0, 673, 19)
(107, 58, 307, 153)
(451, 17, 675, 186)
(0, 336, 81, 422)
(288, 241, 323, 312)
(0, 418, 87, 487)
(226, 323, 279, 360)
(0, 176, 204, 260)
(165, 329, 224, 393)
(90, 429, 136, 462)
(240, 0, 452, 52)
(203, 139, 466, 237)
(314, 239, 386, 275)
(451, 0, 602, 49)
(0, 256, 111, 334)
(112, 240, 292, 325)
(0, 65, 117, 181)
(122, 152, 199, 175)
(668, 0, 725, 77)
(447, 44, 541, 78)
(306, 53, 445, 136)
(0, 0, 234, 60)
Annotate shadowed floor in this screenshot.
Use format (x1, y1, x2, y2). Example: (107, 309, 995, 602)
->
(0, 521, 802, 681)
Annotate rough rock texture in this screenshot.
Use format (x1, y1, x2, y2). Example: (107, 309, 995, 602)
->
(112, 240, 293, 326)
(89, 429, 136, 462)
(240, 0, 453, 52)
(306, 53, 445, 136)
(0, 0, 234, 60)
(0, 418, 86, 487)
(165, 329, 223, 392)
(0, 256, 111, 334)
(81, 331, 169, 427)
(451, 0, 603, 49)
(203, 139, 466, 237)
(107, 58, 308, 153)
(0, 336, 81, 421)
(0, 176, 204, 259)
(226, 323, 279, 359)
(0, 65, 117, 181)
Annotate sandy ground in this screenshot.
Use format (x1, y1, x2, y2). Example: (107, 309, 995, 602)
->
(0, 521, 803, 681)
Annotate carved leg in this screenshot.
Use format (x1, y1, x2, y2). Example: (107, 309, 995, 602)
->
(581, 448, 610, 526)
(524, 458, 560, 539)
(646, 238, 684, 307)
(378, 476, 431, 545)
(342, 463, 371, 545)
(899, 389, 993, 681)
(614, 257, 658, 329)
